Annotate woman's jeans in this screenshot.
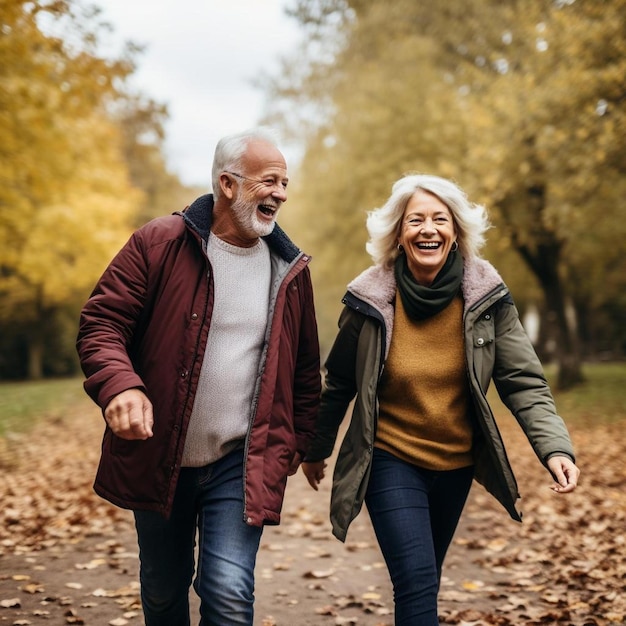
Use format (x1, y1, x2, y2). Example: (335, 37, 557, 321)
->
(133, 447, 263, 626)
(365, 448, 474, 626)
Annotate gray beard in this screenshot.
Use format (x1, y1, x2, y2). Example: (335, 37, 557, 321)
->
(231, 195, 277, 238)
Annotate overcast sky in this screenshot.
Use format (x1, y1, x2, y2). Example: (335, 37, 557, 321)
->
(95, 0, 303, 187)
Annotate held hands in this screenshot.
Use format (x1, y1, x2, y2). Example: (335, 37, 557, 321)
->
(104, 388, 154, 440)
(301, 461, 328, 491)
(547, 455, 580, 494)
(288, 451, 303, 476)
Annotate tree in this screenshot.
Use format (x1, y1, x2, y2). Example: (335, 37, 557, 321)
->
(0, 0, 140, 378)
(264, 0, 626, 384)
(449, 0, 626, 386)
(270, 1, 470, 348)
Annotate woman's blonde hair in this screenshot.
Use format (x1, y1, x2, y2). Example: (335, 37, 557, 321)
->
(365, 174, 491, 268)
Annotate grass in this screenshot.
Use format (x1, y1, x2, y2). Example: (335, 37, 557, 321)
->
(0, 363, 624, 439)
(544, 362, 626, 426)
(485, 362, 626, 428)
(0, 376, 89, 437)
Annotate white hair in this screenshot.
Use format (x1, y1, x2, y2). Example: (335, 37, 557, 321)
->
(365, 173, 491, 268)
(211, 127, 280, 199)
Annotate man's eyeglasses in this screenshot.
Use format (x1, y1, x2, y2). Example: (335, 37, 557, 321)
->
(224, 171, 288, 191)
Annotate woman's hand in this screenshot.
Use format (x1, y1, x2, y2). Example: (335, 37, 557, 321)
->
(547, 455, 580, 493)
(301, 461, 328, 491)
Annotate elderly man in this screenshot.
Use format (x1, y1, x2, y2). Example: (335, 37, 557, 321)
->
(77, 128, 321, 625)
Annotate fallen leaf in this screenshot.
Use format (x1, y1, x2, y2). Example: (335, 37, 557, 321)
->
(362, 592, 381, 600)
(303, 569, 335, 579)
(75, 559, 107, 570)
(315, 605, 337, 616)
(461, 580, 484, 591)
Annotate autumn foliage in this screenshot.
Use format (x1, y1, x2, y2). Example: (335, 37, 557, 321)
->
(0, 0, 192, 381)
(269, 0, 626, 384)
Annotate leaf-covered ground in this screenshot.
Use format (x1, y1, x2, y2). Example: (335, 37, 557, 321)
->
(1, 399, 624, 625)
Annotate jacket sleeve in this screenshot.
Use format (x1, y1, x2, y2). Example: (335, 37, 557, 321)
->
(491, 298, 576, 464)
(76, 230, 149, 412)
(305, 306, 364, 461)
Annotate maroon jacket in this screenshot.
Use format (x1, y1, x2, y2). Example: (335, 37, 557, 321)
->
(77, 194, 321, 525)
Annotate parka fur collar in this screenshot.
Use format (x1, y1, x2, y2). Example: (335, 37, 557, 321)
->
(346, 256, 505, 358)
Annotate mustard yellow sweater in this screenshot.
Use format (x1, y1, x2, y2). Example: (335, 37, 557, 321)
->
(375, 293, 474, 470)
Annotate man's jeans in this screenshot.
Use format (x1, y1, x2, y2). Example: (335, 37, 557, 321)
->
(133, 447, 263, 626)
(365, 448, 474, 626)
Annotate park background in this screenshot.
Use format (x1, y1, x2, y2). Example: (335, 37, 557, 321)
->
(1, 1, 625, 624)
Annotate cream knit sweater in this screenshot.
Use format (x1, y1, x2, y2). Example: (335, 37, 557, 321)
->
(182, 234, 271, 467)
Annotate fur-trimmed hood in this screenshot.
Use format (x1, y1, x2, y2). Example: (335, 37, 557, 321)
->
(346, 256, 506, 357)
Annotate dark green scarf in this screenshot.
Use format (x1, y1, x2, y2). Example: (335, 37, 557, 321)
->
(394, 251, 464, 320)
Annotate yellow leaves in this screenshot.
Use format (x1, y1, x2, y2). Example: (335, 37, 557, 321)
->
(10, 575, 30, 582)
(4, 121, 139, 309)
(0, 0, 144, 325)
(361, 591, 381, 600)
(486, 537, 509, 552)
(461, 579, 484, 591)
(19, 582, 44, 594)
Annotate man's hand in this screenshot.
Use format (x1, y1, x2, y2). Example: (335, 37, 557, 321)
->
(301, 460, 327, 491)
(547, 455, 580, 494)
(104, 389, 154, 440)
(288, 451, 303, 476)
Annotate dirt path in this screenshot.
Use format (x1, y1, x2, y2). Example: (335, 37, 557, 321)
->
(0, 471, 503, 626)
(1, 399, 623, 625)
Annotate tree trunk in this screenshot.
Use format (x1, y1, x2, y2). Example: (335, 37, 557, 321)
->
(27, 333, 44, 380)
(502, 178, 585, 391)
(542, 283, 584, 389)
(518, 239, 584, 390)
(26, 288, 45, 380)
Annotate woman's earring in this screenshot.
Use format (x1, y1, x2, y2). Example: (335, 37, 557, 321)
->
(397, 244, 404, 253)
(451, 241, 459, 252)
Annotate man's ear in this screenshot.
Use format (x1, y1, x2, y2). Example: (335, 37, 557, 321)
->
(219, 173, 236, 200)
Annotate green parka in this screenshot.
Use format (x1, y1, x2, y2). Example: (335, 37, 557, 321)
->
(306, 256, 575, 542)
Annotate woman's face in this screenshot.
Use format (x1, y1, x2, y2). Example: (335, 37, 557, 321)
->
(397, 190, 458, 286)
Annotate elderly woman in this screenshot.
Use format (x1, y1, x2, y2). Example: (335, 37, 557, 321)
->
(302, 174, 580, 625)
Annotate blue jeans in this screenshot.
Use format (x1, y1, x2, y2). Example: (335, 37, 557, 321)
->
(133, 447, 263, 626)
(365, 448, 474, 626)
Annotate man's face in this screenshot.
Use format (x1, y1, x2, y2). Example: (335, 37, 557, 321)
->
(227, 140, 289, 241)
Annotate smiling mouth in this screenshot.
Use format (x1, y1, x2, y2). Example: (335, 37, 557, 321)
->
(416, 242, 441, 249)
(258, 204, 278, 217)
